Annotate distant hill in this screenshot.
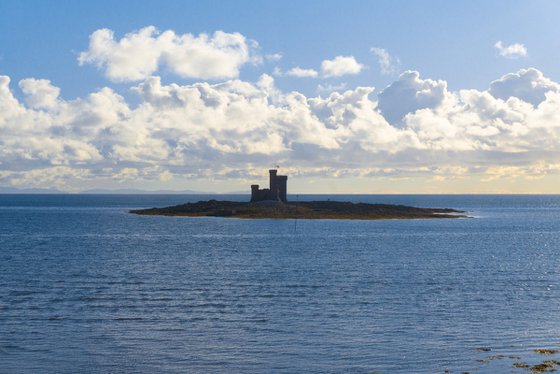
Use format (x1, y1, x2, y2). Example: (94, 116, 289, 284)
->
(0, 187, 66, 194)
(0, 187, 251, 195)
(79, 188, 211, 194)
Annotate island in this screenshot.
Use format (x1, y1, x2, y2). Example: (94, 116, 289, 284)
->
(130, 199, 465, 219)
(130, 169, 466, 220)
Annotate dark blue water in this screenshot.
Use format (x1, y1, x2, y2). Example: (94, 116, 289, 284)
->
(1, 194, 560, 373)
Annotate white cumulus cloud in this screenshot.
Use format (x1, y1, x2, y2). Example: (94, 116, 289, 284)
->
(321, 56, 364, 77)
(285, 67, 319, 78)
(489, 68, 560, 106)
(265, 53, 283, 61)
(377, 71, 451, 125)
(18, 78, 60, 110)
(494, 40, 528, 59)
(78, 26, 259, 82)
(370, 47, 400, 75)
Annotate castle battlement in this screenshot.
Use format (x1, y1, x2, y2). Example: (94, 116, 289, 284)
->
(250, 169, 288, 203)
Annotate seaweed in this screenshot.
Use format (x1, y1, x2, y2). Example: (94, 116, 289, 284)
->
(535, 349, 560, 355)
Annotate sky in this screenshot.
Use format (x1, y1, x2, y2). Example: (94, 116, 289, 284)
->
(1, 0, 560, 193)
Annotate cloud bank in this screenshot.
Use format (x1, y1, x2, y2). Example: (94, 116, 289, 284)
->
(2, 66, 560, 190)
(1, 27, 559, 191)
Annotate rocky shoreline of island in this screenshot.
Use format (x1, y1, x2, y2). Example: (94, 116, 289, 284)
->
(129, 199, 467, 220)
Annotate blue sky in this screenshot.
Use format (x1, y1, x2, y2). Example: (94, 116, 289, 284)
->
(3, 1, 559, 96)
(1, 1, 560, 193)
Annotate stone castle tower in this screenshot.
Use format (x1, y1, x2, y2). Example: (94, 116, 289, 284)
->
(250, 169, 288, 203)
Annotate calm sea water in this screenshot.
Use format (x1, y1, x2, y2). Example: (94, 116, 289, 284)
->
(1, 194, 560, 373)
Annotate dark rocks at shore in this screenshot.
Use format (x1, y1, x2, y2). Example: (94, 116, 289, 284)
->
(473, 347, 560, 373)
(129, 199, 467, 220)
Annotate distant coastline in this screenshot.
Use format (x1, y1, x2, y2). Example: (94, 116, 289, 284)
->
(0, 187, 239, 194)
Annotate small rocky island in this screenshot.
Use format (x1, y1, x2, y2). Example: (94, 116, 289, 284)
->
(130, 169, 466, 220)
(130, 199, 464, 219)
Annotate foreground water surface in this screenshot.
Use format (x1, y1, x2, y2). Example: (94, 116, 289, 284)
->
(1, 194, 560, 373)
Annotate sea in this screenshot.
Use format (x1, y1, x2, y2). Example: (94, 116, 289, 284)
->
(1, 194, 560, 373)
